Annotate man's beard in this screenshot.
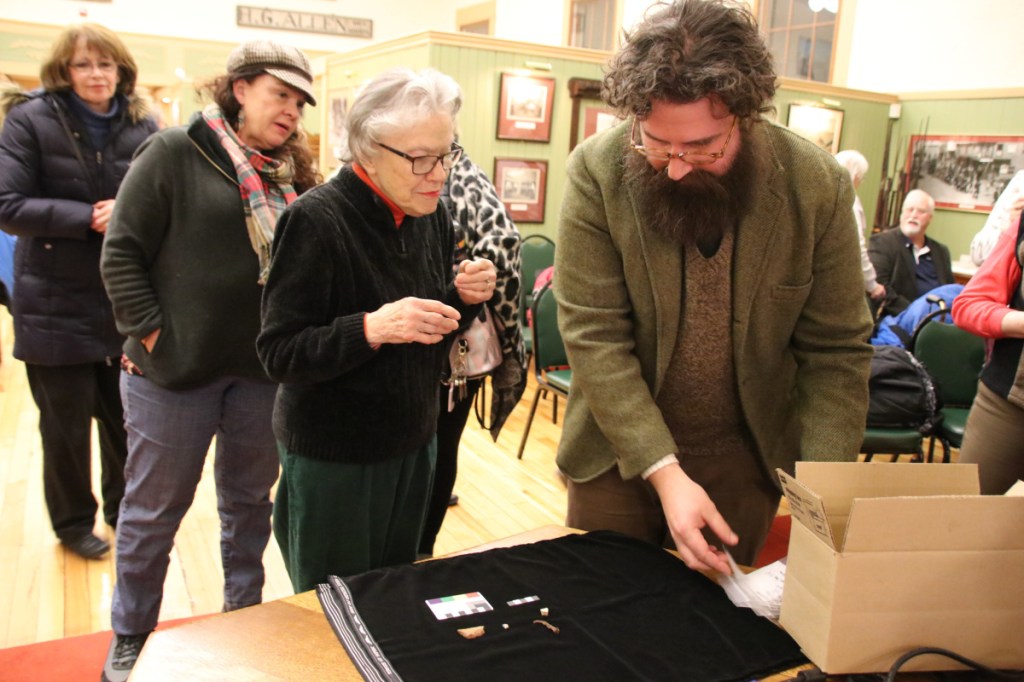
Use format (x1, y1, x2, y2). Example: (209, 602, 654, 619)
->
(624, 127, 759, 252)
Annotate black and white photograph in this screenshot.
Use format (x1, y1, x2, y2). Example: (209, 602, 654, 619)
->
(494, 158, 547, 222)
(905, 134, 1024, 212)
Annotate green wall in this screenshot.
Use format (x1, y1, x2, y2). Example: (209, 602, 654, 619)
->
(771, 87, 894, 235)
(894, 96, 1024, 261)
(322, 33, 1024, 262)
(431, 44, 604, 240)
(323, 38, 604, 240)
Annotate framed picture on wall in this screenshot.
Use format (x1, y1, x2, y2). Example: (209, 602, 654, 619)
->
(786, 103, 844, 154)
(583, 105, 622, 140)
(494, 158, 547, 223)
(496, 73, 555, 142)
(327, 90, 350, 170)
(904, 134, 1024, 213)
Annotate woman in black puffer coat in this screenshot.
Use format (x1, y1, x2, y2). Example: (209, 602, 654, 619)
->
(0, 23, 157, 559)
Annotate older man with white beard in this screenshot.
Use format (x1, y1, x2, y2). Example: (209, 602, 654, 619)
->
(868, 189, 955, 316)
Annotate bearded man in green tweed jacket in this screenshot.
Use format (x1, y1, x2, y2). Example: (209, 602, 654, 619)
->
(555, 0, 873, 571)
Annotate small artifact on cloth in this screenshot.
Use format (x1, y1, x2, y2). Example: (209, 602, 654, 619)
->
(539, 607, 549, 617)
(457, 625, 486, 639)
(533, 619, 560, 634)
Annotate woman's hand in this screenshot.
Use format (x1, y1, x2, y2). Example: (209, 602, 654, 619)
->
(365, 297, 461, 346)
(141, 328, 161, 353)
(91, 199, 115, 233)
(455, 258, 496, 305)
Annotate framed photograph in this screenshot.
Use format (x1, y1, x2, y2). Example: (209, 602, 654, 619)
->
(496, 73, 555, 142)
(786, 103, 844, 154)
(905, 134, 1024, 213)
(583, 104, 622, 140)
(327, 89, 350, 169)
(494, 158, 547, 223)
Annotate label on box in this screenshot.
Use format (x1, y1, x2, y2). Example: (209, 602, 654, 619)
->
(777, 469, 835, 549)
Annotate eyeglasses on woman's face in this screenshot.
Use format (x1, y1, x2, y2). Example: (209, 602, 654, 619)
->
(375, 141, 464, 175)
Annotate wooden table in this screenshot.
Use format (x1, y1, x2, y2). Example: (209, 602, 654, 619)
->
(131, 525, 809, 681)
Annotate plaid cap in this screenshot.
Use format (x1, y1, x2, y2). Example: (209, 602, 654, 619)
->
(227, 40, 316, 106)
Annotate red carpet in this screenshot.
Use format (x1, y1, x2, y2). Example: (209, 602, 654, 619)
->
(0, 518, 792, 681)
(0, 615, 213, 682)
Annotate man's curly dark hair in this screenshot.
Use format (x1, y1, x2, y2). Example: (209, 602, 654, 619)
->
(603, 0, 777, 120)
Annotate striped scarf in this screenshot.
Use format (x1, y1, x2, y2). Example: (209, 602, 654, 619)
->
(202, 104, 297, 284)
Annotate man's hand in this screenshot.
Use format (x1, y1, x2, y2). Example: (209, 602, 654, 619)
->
(365, 297, 460, 346)
(91, 199, 115, 234)
(647, 462, 738, 574)
(455, 258, 496, 305)
(868, 283, 886, 300)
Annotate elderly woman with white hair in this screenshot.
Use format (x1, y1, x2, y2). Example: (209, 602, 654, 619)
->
(257, 67, 495, 591)
(835, 149, 885, 302)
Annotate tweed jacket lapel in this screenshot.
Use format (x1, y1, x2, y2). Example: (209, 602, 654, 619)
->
(632, 204, 683, 387)
(732, 124, 784, 355)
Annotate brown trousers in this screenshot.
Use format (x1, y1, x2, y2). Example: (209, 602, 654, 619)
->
(566, 447, 780, 566)
(958, 381, 1024, 495)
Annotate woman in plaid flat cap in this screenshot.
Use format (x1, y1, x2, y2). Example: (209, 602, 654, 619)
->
(99, 39, 318, 682)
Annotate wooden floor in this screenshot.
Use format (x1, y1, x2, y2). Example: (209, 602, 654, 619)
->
(0, 306, 568, 648)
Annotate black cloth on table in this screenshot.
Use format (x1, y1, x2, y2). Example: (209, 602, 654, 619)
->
(316, 530, 806, 682)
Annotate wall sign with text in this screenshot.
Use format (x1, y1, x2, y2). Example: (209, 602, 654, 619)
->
(236, 6, 373, 38)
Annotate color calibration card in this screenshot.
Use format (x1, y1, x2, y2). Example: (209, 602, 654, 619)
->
(425, 592, 494, 621)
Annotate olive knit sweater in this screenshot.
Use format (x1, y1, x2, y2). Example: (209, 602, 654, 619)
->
(257, 165, 475, 464)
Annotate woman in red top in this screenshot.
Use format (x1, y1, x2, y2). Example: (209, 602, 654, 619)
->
(952, 214, 1024, 494)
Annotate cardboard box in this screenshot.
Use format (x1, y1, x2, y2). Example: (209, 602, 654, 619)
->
(777, 462, 1024, 674)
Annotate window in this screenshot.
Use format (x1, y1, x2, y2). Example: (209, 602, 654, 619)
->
(568, 0, 616, 51)
(758, 0, 839, 83)
(457, 2, 495, 36)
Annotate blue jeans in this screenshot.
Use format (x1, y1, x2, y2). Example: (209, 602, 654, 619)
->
(111, 373, 279, 635)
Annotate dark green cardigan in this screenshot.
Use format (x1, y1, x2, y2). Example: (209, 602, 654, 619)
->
(257, 166, 475, 464)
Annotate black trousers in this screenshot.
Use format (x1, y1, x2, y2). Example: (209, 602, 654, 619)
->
(25, 361, 128, 539)
(419, 378, 481, 555)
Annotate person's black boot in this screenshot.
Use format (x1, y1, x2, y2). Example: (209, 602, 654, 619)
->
(101, 632, 150, 682)
(62, 532, 110, 560)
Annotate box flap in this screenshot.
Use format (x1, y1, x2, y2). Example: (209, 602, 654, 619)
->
(1008, 480, 1024, 497)
(793, 462, 980, 498)
(777, 469, 836, 550)
(844, 495, 1024, 552)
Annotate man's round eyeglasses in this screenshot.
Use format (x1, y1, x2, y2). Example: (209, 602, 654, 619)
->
(629, 116, 737, 166)
(376, 141, 464, 175)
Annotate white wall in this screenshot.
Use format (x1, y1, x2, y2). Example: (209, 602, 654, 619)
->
(3, 0, 1020, 95)
(493, 0, 564, 46)
(0, 0, 468, 54)
(844, 0, 1023, 93)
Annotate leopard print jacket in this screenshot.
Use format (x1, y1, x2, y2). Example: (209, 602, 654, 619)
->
(443, 154, 528, 434)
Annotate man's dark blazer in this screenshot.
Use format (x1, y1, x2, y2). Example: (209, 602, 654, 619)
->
(868, 227, 954, 316)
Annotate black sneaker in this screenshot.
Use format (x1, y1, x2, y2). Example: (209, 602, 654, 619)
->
(101, 632, 149, 682)
(62, 532, 110, 560)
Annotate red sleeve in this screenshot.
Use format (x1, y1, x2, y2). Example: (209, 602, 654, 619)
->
(952, 224, 1021, 338)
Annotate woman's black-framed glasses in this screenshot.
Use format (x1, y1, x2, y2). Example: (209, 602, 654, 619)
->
(376, 141, 464, 175)
(629, 116, 737, 166)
